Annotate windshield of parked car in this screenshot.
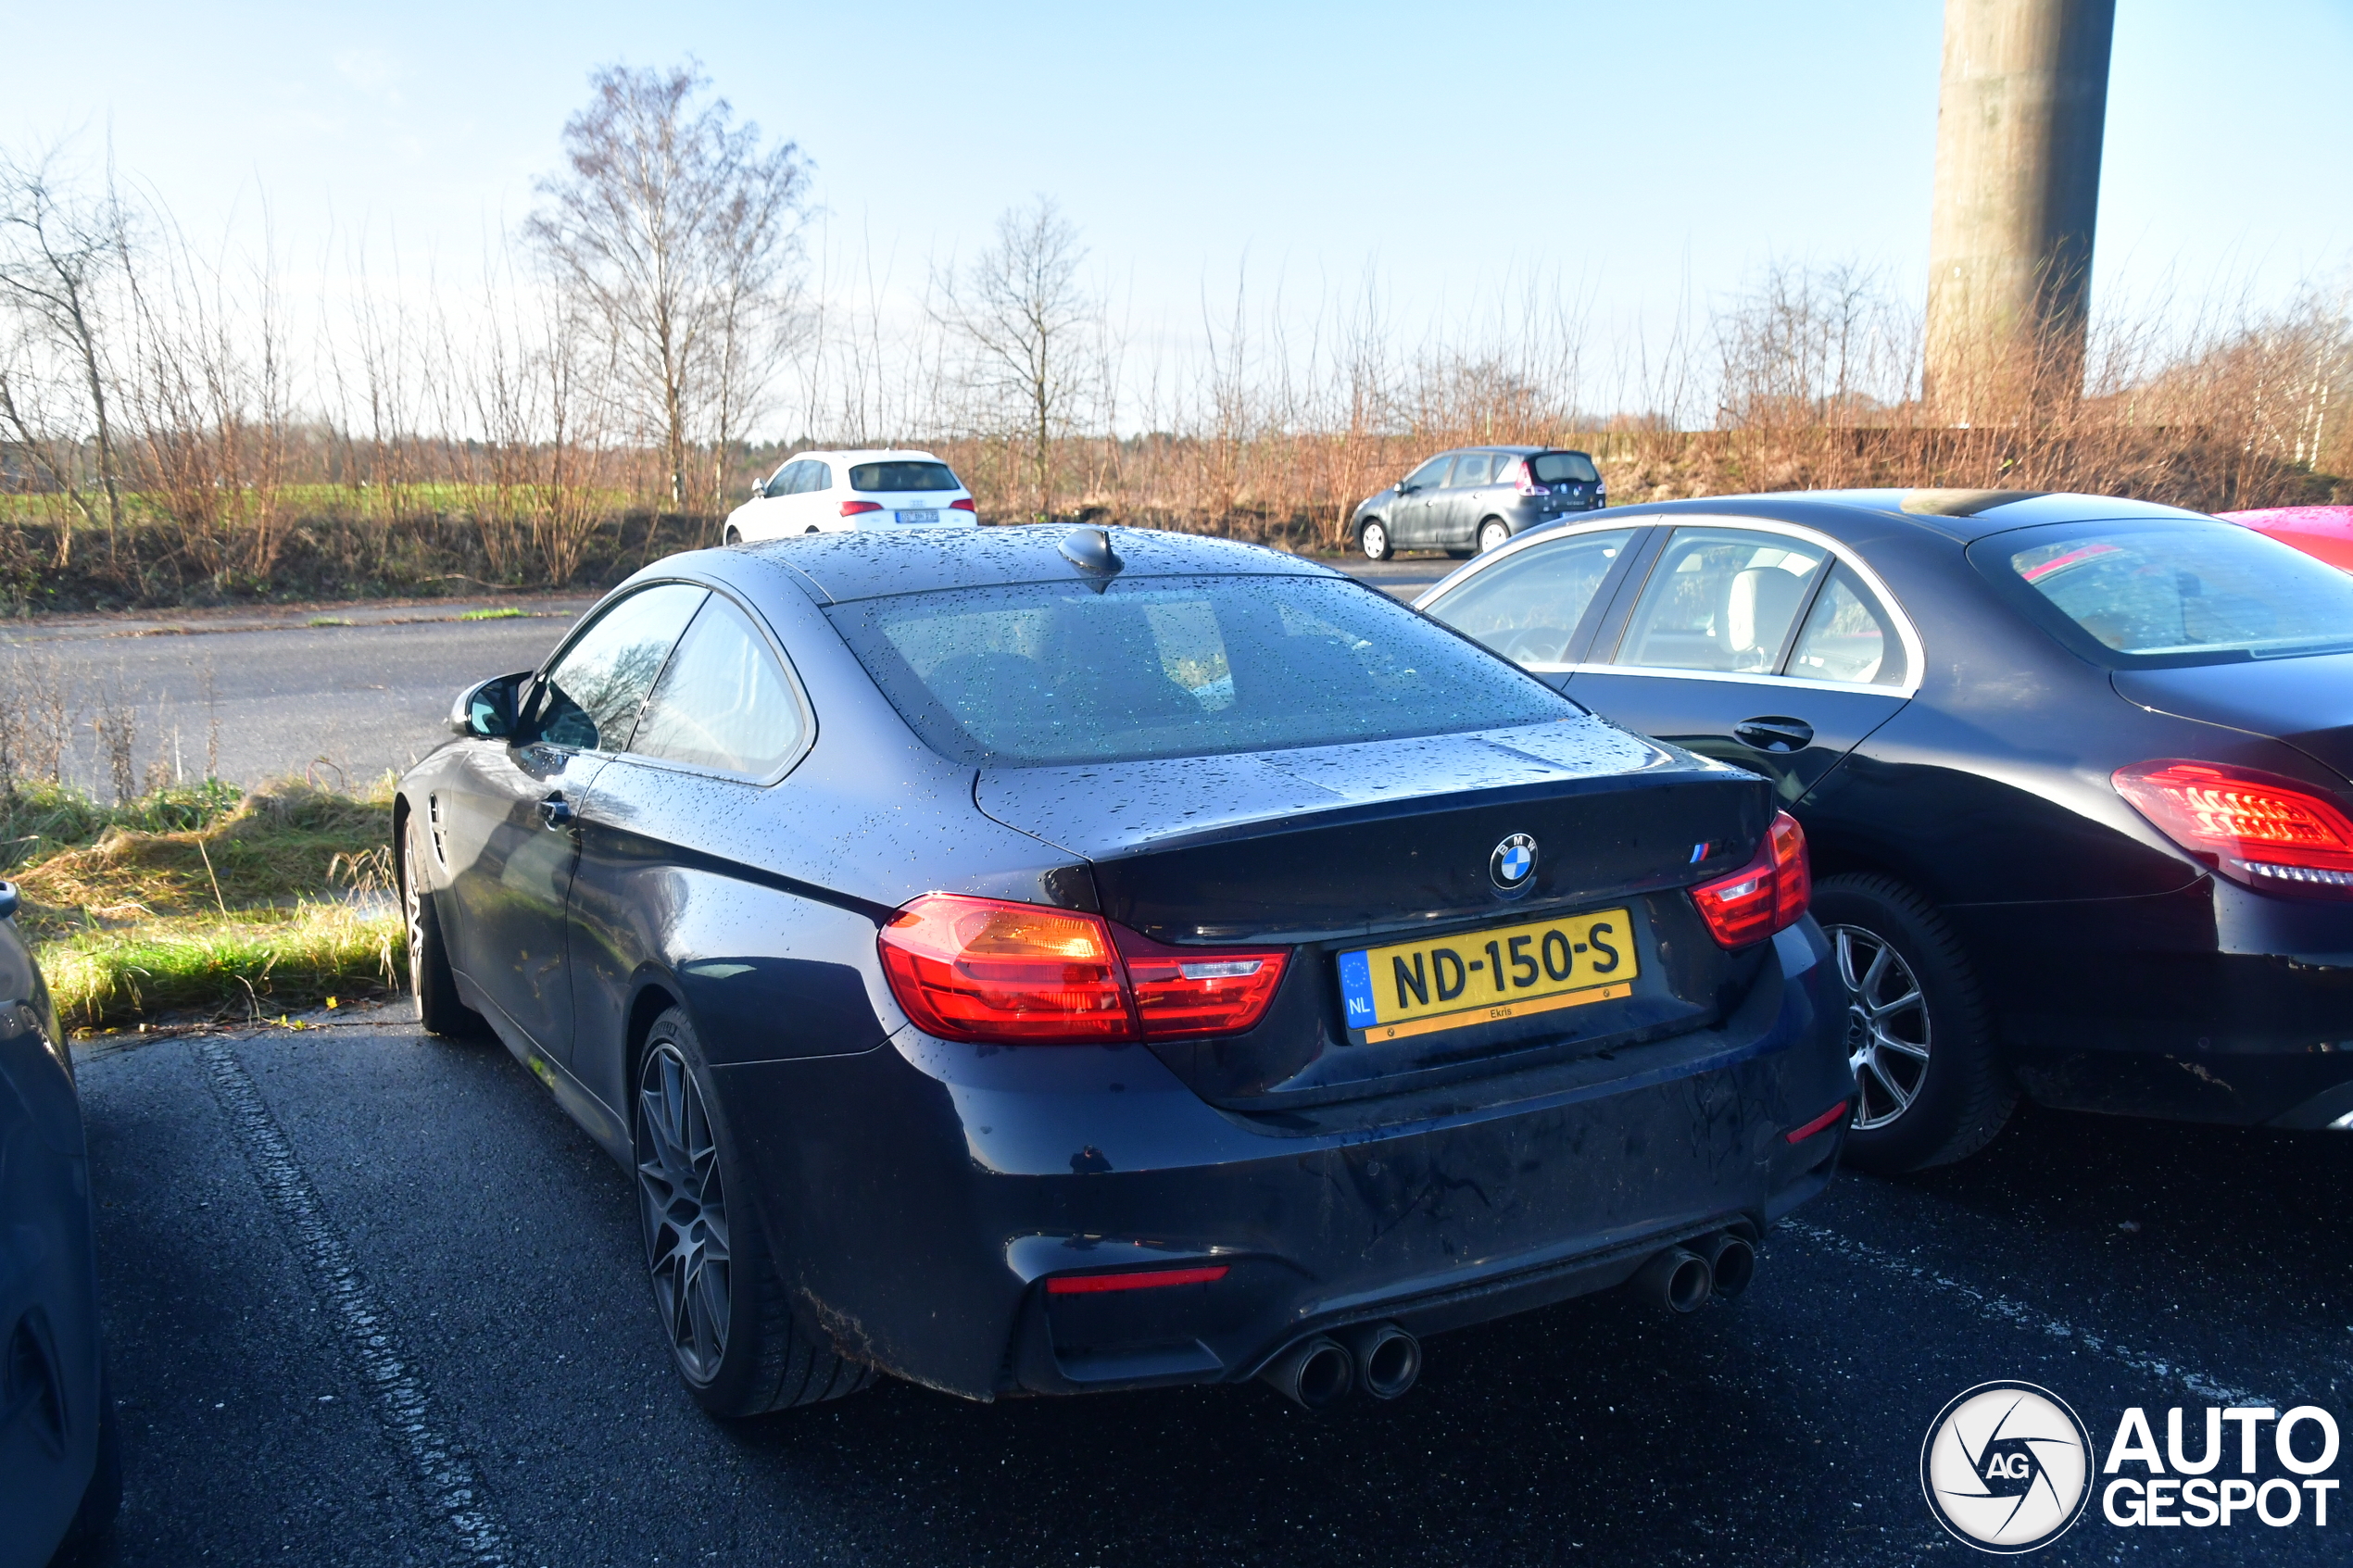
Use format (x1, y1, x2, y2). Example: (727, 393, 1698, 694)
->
(1982, 520, 2353, 666)
(1532, 452, 1600, 484)
(849, 461, 960, 493)
(826, 573, 1577, 766)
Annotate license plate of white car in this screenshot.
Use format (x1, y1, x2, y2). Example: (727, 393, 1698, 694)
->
(898, 509, 939, 524)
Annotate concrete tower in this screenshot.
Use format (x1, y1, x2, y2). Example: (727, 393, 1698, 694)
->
(1923, 0, 2116, 416)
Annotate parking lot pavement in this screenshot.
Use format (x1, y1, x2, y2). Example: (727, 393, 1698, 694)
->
(74, 1015, 2352, 1566)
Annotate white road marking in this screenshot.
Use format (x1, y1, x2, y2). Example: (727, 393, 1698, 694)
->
(195, 1037, 515, 1565)
(1777, 1219, 2277, 1409)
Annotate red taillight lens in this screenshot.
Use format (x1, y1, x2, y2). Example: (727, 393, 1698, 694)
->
(1113, 926, 1289, 1040)
(840, 499, 883, 516)
(1045, 1265, 1229, 1294)
(1500, 458, 1548, 496)
(877, 894, 1291, 1044)
(877, 895, 1131, 1042)
(2113, 759, 2353, 897)
(1690, 811, 1811, 947)
(950, 496, 977, 512)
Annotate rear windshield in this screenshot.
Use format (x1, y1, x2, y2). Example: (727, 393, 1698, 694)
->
(1977, 519, 2353, 667)
(825, 573, 1576, 766)
(849, 460, 961, 493)
(1531, 452, 1600, 484)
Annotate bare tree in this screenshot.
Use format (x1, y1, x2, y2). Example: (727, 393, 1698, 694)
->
(529, 62, 810, 509)
(0, 141, 134, 562)
(936, 198, 1096, 521)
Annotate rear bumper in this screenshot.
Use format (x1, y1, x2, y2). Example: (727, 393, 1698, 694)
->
(710, 922, 1851, 1399)
(1948, 880, 2353, 1125)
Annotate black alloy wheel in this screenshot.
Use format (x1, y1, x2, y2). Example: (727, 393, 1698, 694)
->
(401, 820, 482, 1037)
(1359, 519, 1392, 560)
(633, 1007, 874, 1416)
(1814, 874, 2017, 1173)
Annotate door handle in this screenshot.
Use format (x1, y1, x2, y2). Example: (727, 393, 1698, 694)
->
(1732, 716, 1815, 753)
(537, 794, 576, 829)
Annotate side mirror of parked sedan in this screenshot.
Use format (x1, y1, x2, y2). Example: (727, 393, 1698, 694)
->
(447, 674, 522, 738)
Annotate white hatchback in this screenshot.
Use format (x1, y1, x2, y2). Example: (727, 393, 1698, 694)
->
(724, 448, 977, 542)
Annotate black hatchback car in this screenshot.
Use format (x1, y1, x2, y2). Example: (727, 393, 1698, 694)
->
(1351, 446, 1605, 561)
(397, 526, 1850, 1415)
(1418, 490, 2353, 1172)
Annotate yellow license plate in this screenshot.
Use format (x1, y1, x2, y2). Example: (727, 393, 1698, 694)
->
(1337, 908, 1638, 1044)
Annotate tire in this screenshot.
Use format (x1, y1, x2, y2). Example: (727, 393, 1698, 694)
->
(1814, 874, 2016, 1173)
(401, 818, 487, 1038)
(1358, 519, 1392, 560)
(635, 1005, 875, 1418)
(723, 525, 743, 546)
(1477, 519, 1512, 554)
(56, 1366, 121, 1557)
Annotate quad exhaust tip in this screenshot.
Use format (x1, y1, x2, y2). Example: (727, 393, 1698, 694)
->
(1631, 1228, 1759, 1313)
(1340, 1322, 1422, 1400)
(1262, 1334, 1353, 1409)
(1261, 1323, 1424, 1408)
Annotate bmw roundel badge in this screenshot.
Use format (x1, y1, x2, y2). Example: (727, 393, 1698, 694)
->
(1490, 833, 1538, 891)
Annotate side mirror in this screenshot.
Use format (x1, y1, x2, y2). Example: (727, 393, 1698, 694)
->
(448, 673, 524, 738)
(0, 881, 17, 922)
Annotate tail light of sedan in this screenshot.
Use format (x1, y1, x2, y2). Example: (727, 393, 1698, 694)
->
(840, 500, 884, 517)
(1690, 812, 1811, 947)
(2113, 759, 2353, 897)
(877, 893, 1290, 1044)
(950, 496, 977, 512)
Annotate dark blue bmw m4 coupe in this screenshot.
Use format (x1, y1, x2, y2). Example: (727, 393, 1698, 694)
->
(396, 525, 1850, 1416)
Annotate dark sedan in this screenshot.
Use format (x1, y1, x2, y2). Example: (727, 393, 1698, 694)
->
(396, 525, 1849, 1415)
(0, 881, 119, 1567)
(1351, 446, 1605, 560)
(1417, 489, 2353, 1173)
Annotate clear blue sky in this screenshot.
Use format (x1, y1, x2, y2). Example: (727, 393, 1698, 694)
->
(5, 0, 2347, 406)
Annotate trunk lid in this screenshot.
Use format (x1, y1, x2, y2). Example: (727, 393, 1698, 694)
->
(2111, 652, 2353, 783)
(976, 716, 1776, 1105)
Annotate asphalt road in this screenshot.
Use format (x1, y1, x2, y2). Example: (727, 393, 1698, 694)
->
(70, 1010, 2353, 1567)
(0, 556, 1453, 797)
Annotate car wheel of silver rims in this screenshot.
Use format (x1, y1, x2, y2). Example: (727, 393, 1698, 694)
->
(1830, 922, 1931, 1130)
(1361, 521, 1389, 559)
(1478, 521, 1510, 554)
(636, 1044, 730, 1383)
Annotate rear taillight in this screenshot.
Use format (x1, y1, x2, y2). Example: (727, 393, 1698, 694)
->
(1113, 926, 1290, 1039)
(840, 500, 883, 516)
(2113, 759, 2353, 897)
(1690, 812, 1811, 947)
(1501, 458, 1548, 496)
(950, 496, 977, 512)
(876, 893, 1290, 1044)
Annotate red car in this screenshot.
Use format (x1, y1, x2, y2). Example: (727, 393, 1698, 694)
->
(2218, 505, 2353, 571)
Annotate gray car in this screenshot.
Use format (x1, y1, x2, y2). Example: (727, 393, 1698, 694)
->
(1350, 445, 1606, 560)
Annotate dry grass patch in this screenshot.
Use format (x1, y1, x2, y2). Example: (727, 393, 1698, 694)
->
(11, 777, 404, 1031)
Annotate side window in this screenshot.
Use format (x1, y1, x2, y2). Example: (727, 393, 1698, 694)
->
(1613, 528, 1828, 674)
(806, 462, 834, 492)
(1403, 456, 1453, 491)
(1787, 564, 1908, 686)
(526, 583, 709, 751)
(1448, 453, 1495, 488)
(629, 595, 810, 777)
(1423, 529, 1638, 667)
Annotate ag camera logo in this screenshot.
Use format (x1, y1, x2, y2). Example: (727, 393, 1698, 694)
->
(1921, 1382, 2095, 1553)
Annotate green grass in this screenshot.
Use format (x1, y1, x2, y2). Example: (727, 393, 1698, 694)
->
(9, 775, 403, 1031)
(459, 606, 526, 621)
(307, 615, 356, 627)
